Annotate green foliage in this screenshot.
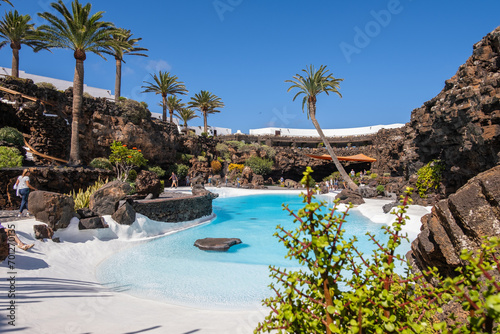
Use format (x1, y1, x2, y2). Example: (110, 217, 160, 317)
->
(416, 160, 445, 198)
(178, 153, 194, 163)
(148, 166, 166, 178)
(201, 132, 208, 137)
(376, 184, 385, 194)
(226, 140, 245, 150)
(215, 143, 229, 155)
(89, 157, 113, 170)
(117, 98, 152, 125)
(261, 145, 276, 159)
(211, 160, 222, 174)
(197, 155, 206, 162)
(108, 141, 147, 181)
(244, 156, 273, 175)
(82, 92, 94, 99)
(168, 163, 189, 179)
(256, 169, 442, 333)
(35, 81, 57, 90)
(0, 126, 23, 146)
(370, 173, 378, 179)
(0, 146, 22, 167)
(127, 169, 137, 182)
(323, 171, 340, 181)
(70, 178, 108, 210)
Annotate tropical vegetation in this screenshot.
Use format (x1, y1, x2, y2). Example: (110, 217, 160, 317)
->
(286, 64, 358, 190)
(165, 95, 185, 124)
(189, 90, 224, 134)
(175, 107, 199, 131)
(108, 140, 147, 181)
(0, 146, 22, 167)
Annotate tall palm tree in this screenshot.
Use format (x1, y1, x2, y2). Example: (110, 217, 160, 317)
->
(175, 107, 199, 132)
(36, 0, 121, 165)
(189, 90, 224, 134)
(286, 64, 358, 191)
(108, 28, 148, 102)
(166, 95, 185, 124)
(141, 71, 188, 122)
(0, 10, 41, 78)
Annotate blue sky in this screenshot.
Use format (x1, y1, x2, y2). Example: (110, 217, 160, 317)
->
(1, 0, 499, 133)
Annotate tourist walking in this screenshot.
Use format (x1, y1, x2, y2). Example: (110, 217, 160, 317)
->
(169, 172, 178, 189)
(186, 175, 190, 187)
(14, 169, 36, 217)
(224, 174, 228, 186)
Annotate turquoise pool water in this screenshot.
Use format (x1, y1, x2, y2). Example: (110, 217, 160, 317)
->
(96, 193, 412, 309)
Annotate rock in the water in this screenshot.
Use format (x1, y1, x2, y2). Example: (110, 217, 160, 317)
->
(33, 224, 54, 240)
(79, 216, 108, 230)
(89, 180, 131, 216)
(135, 170, 162, 198)
(409, 165, 500, 278)
(28, 191, 75, 230)
(112, 201, 136, 225)
(335, 189, 365, 205)
(194, 237, 242, 251)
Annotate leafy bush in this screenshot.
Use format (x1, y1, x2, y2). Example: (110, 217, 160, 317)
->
(69, 178, 108, 210)
(261, 145, 276, 159)
(197, 156, 206, 162)
(148, 166, 166, 178)
(0, 146, 22, 167)
(35, 82, 57, 90)
(416, 159, 445, 198)
(0, 127, 24, 146)
(83, 92, 94, 99)
(244, 156, 273, 175)
(215, 143, 229, 155)
(168, 163, 189, 179)
(211, 160, 222, 174)
(370, 172, 378, 179)
(178, 153, 194, 163)
(89, 157, 113, 170)
(108, 141, 147, 181)
(376, 184, 385, 194)
(201, 132, 208, 137)
(323, 171, 340, 181)
(226, 140, 245, 150)
(117, 98, 152, 125)
(127, 169, 137, 182)
(228, 163, 244, 173)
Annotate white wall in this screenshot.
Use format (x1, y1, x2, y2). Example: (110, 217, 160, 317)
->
(249, 124, 405, 137)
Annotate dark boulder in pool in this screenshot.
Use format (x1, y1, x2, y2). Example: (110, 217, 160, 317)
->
(194, 238, 242, 251)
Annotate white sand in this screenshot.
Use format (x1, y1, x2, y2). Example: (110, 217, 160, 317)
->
(0, 188, 431, 333)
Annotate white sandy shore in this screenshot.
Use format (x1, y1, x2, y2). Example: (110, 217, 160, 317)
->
(0, 187, 431, 333)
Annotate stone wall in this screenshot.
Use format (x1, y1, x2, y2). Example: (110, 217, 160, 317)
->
(131, 193, 216, 222)
(0, 167, 113, 210)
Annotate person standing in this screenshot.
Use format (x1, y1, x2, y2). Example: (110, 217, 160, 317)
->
(169, 172, 178, 189)
(15, 169, 36, 217)
(186, 175, 190, 187)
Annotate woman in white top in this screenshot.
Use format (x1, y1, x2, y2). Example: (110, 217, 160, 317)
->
(15, 169, 36, 217)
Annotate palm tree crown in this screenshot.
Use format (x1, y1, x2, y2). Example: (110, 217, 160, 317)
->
(286, 65, 358, 191)
(141, 71, 188, 122)
(166, 95, 185, 124)
(107, 28, 148, 102)
(36, 0, 120, 165)
(0, 10, 41, 77)
(175, 107, 199, 130)
(189, 90, 224, 134)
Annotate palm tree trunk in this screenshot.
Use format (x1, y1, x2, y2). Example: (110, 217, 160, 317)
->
(11, 47, 19, 78)
(114, 58, 121, 102)
(203, 110, 208, 134)
(69, 59, 84, 165)
(162, 95, 167, 122)
(309, 102, 358, 191)
(169, 107, 173, 124)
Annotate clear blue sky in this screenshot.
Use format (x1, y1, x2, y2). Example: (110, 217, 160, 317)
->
(1, 0, 499, 133)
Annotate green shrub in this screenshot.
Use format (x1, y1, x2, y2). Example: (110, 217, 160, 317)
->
(168, 163, 189, 179)
(370, 172, 378, 179)
(244, 156, 273, 175)
(108, 141, 147, 181)
(197, 156, 206, 162)
(0, 127, 24, 146)
(69, 178, 108, 210)
(127, 169, 137, 182)
(201, 132, 208, 137)
(376, 184, 385, 194)
(261, 145, 276, 159)
(35, 82, 57, 90)
(148, 166, 166, 178)
(83, 92, 94, 99)
(383, 172, 391, 177)
(215, 143, 229, 155)
(179, 153, 194, 163)
(89, 157, 113, 170)
(416, 159, 445, 198)
(226, 140, 245, 150)
(117, 98, 152, 125)
(0, 146, 22, 168)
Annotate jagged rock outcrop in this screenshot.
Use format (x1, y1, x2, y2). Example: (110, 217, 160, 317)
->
(409, 165, 500, 278)
(89, 181, 131, 216)
(135, 170, 162, 198)
(28, 191, 75, 230)
(335, 189, 365, 205)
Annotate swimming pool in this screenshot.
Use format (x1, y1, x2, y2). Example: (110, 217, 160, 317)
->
(96, 193, 412, 310)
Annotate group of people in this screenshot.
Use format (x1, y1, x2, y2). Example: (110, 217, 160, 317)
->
(1, 169, 36, 252)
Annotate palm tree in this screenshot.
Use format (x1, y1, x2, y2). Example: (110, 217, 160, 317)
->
(286, 64, 358, 191)
(108, 28, 148, 102)
(166, 95, 185, 124)
(141, 71, 188, 122)
(0, 10, 41, 78)
(189, 90, 224, 134)
(175, 107, 199, 132)
(36, 0, 120, 165)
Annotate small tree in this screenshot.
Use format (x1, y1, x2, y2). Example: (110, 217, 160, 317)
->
(108, 141, 147, 181)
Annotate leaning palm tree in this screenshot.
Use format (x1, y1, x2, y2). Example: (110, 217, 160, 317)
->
(141, 71, 188, 122)
(36, 0, 121, 165)
(166, 95, 185, 124)
(286, 64, 358, 190)
(189, 90, 224, 134)
(0, 10, 41, 78)
(174, 107, 199, 132)
(107, 28, 148, 102)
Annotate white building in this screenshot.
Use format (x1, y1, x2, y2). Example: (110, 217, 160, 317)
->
(187, 125, 232, 136)
(0, 67, 114, 100)
(249, 124, 404, 137)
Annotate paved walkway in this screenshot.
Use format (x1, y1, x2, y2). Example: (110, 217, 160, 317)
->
(0, 210, 29, 223)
